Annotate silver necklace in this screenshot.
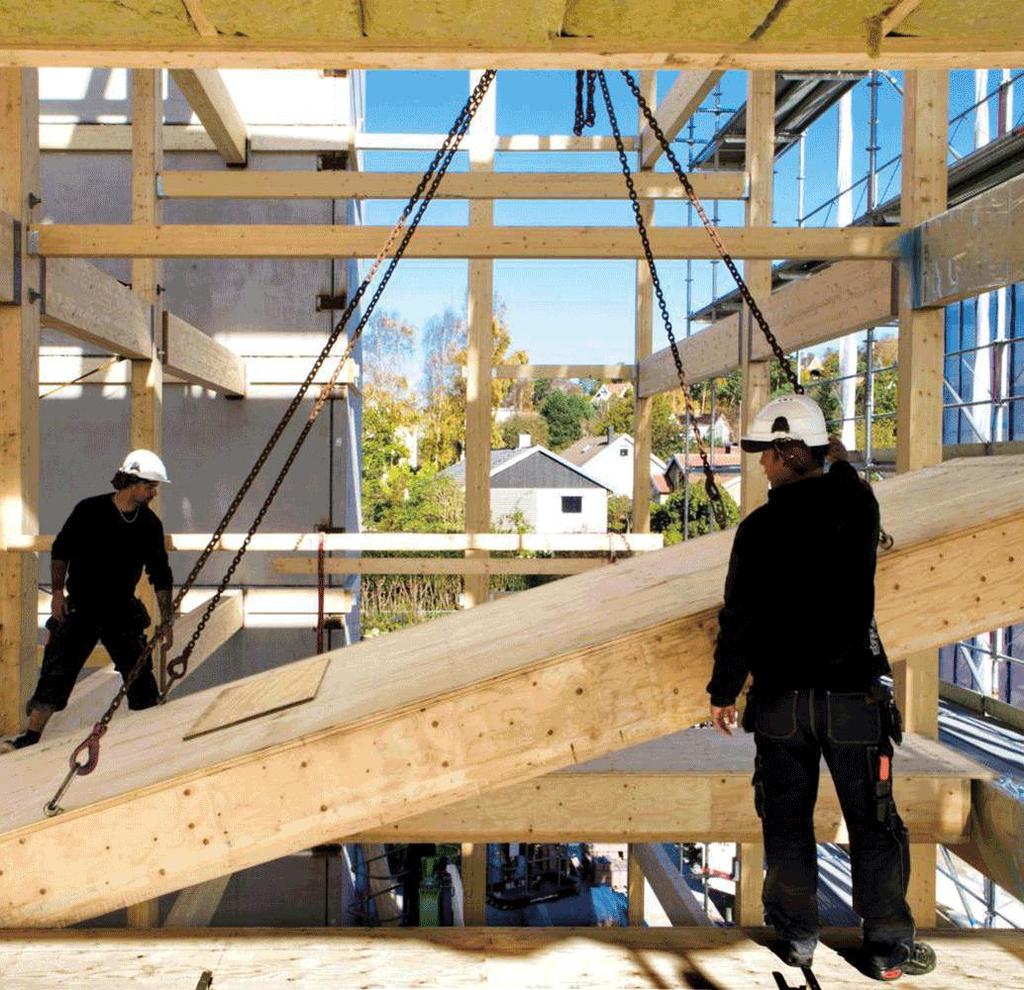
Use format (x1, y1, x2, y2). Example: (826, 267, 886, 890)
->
(113, 497, 139, 523)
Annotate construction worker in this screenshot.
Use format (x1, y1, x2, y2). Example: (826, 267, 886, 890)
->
(1, 450, 174, 753)
(706, 394, 936, 983)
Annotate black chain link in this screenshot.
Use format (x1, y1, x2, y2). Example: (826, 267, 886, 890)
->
(593, 71, 729, 531)
(46, 70, 498, 814)
(618, 70, 803, 396)
(572, 70, 596, 137)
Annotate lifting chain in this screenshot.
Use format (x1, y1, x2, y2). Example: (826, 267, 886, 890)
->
(617, 69, 804, 396)
(572, 70, 596, 136)
(44, 70, 498, 817)
(593, 70, 729, 531)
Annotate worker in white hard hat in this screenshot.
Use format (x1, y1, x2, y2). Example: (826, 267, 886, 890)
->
(705, 393, 935, 983)
(1, 450, 174, 753)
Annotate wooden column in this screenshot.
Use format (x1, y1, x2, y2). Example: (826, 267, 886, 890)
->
(463, 70, 496, 609)
(739, 70, 775, 518)
(0, 70, 41, 734)
(894, 69, 948, 927)
(733, 70, 775, 926)
(627, 844, 645, 926)
(126, 68, 163, 930)
(459, 842, 487, 926)
(632, 72, 656, 534)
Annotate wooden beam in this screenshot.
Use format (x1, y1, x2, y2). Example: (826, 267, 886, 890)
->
(0, 455, 1021, 926)
(179, 0, 218, 38)
(162, 874, 231, 927)
(459, 843, 487, 927)
(40, 259, 152, 359)
(3, 38, 1024, 71)
(493, 364, 632, 381)
(912, 171, 1024, 309)
(868, 0, 927, 56)
(355, 730, 980, 844)
(956, 780, 1024, 904)
(41, 123, 353, 154)
(640, 71, 723, 169)
(463, 70, 496, 611)
(273, 556, 609, 576)
(162, 312, 246, 396)
(627, 847, 645, 926)
(739, 69, 775, 520)
(0, 70, 40, 734)
(939, 680, 1024, 734)
(633, 843, 713, 926)
(0, 209, 16, 303)
(168, 70, 247, 166)
(11, 532, 666, 554)
(632, 71, 656, 536)
(3, 927, 1024, 989)
(159, 170, 745, 201)
(638, 261, 896, 397)
(30, 224, 904, 261)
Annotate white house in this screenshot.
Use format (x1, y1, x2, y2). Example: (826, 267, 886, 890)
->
(692, 412, 734, 446)
(561, 431, 670, 504)
(442, 436, 610, 534)
(591, 382, 631, 406)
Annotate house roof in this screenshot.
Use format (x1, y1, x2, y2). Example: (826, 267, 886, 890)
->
(441, 444, 611, 491)
(561, 433, 668, 473)
(653, 474, 672, 495)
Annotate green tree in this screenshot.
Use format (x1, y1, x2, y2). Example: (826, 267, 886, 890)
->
(541, 391, 591, 449)
(607, 494, 633, 534)
(592, 389, 684, 461)
(500, 413, 550, 450)
(652, 481, 740, 543)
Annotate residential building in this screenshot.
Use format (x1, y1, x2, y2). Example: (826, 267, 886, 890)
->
(561, 430, 669, 504)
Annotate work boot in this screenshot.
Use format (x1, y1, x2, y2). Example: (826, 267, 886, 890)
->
(773, 936, 816, 968)
(0, 729, 41, 754)
(866, 941, 937, 981)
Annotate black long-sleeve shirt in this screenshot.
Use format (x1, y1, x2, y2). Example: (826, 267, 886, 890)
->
(707, 460, 888, 707)
(52, 494, 173, 610)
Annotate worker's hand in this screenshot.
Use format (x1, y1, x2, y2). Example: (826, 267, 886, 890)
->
(50, 593, 67, 625)
(710, 704, 737, 737)
(826, 437, 849, 463)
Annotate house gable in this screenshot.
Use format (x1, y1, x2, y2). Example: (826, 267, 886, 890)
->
(492, 450, 604, 490)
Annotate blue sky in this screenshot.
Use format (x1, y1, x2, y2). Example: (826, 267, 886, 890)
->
(358, 69, 1022, 383)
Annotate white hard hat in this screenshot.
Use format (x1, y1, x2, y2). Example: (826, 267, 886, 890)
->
(740, 394, 829, 452)
(119, 449, 171, 484)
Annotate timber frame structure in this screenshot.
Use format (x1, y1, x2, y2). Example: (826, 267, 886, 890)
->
(1, 3, 1024, 986)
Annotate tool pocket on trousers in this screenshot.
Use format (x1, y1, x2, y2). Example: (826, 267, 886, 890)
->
(826, 692, 881, 745)
(753, 691, 798, 740)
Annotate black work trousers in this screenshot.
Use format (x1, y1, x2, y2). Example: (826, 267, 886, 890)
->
(29, 599, 159, 713)
(750, 687, 914, 953)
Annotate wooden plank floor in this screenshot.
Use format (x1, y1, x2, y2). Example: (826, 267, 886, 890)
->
(0, 928, 1021, 989)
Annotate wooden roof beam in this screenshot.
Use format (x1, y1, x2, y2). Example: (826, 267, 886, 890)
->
(29, 224, 903, 260)
(168, 70, 248, 166)
(640, 71, 723, 170)
(158, 170, 745, 200)
(0, 456, 1021, 926)
(638, 260, 897, 396)
(0, 209, 16, 302)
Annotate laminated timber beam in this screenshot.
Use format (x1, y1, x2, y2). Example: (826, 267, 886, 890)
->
(955, 780, 1024, 904)
(1, 927, 1024, 989)
(273, 556, 609, 576)
(162, 312, 246, 397)
(353, 731, 983, 844)
(2, 39, 1024, 71)
(0, 455, 1022, 926)
(638, 260, 897, 397)
(493, 363, 632, 381)
(11, 532, 665, 554)
(39, 259, 152, 360)
(631, 843, 716, 926)
(911, 171, 1024, 309)
(0, 209, 16, 302)
(639, 71, 723, 170)
(159, 170, 745, 201)
(29, 224, 904, 261)
(167, 70, 247, 166)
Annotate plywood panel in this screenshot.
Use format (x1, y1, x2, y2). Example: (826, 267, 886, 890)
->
(184, 656, 329, 740)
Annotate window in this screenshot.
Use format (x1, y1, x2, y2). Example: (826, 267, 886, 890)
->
(561, 496, 582, 514)
(619, 447, 629, 456)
